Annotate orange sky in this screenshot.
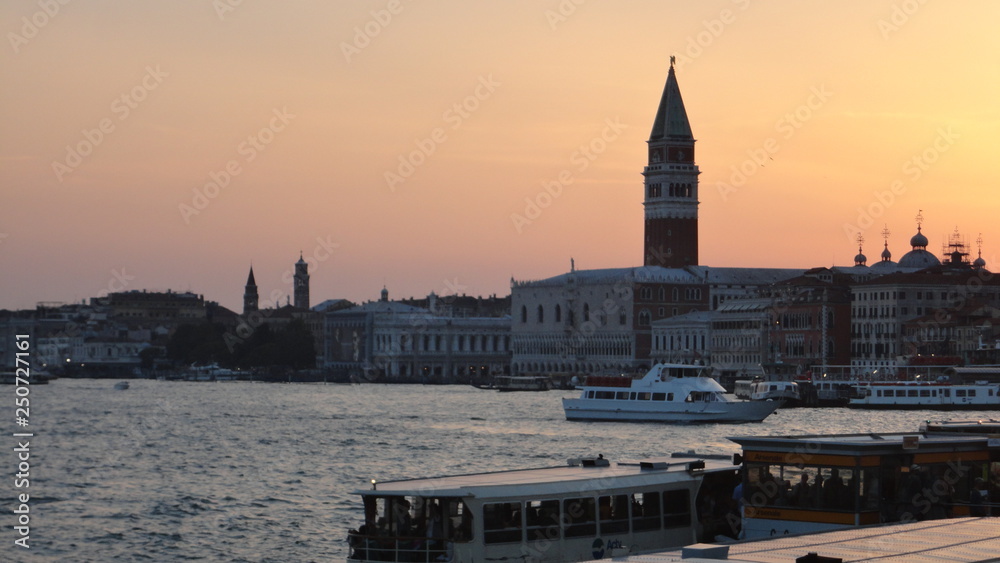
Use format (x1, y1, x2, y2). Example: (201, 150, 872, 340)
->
(2, 1, 999, 312)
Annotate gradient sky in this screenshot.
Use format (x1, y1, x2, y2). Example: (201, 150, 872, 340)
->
(3, 1, 999, 313)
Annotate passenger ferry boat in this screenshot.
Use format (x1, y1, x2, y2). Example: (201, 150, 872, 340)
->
(748, 378, 801, 405)
(346, 453, 742, 562)
(730, 428, 1000, 539)
(346, 423, 1000, 560)
(562, 363, 781, 423)
(849, 379, 1000, 409)
(494, 375, 551, 392)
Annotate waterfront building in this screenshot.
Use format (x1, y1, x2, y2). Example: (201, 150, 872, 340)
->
(0, 309, 36, 371)
(650, 309, 713, 365)
(324, 288, 511, 382)
(851, 226, 998, 375)
(765, 270, 853, 372)
(95, 289, 207, 326)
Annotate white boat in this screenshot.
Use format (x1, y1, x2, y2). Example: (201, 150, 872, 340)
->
(494, 375, 551, 392)
(849, 379, 1000, 409)
(748, 378, 801, 404)
(346, 453, 742, 562)
(562, 363, 781, 423)
(185, 363, 239, 381)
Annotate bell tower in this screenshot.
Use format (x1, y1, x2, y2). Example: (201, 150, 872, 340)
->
(643, 58, 700, 268)
(293, 252, 310, 309)
(243, 265, 259, 314)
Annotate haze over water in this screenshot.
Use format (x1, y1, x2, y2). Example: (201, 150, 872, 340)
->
(10, 379, 983, 562)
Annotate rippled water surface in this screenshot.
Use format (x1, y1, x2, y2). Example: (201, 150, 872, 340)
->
(8, 379, 991, 562)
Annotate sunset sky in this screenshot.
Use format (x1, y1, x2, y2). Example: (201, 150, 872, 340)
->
(3, 1, 999, 312)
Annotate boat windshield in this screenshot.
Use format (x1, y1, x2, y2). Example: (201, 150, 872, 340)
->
(348, 495, 472, 561)
(686, 391, 722, 402)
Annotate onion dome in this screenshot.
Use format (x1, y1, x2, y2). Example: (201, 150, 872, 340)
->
(854, 251, 867, 266)
(899, 214, 941, 269)
(910, 226, 929, 249)
(974, 255, 987, 269)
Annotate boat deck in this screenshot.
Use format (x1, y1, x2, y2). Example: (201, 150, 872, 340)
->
(631, 517, 1000, 562)
(356, 455, 736, 497)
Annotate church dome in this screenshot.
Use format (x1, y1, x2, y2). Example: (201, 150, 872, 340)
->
(854, 252, 867, 266)
(910, 230, 928, 248)
(974, 256, 987, 269)
(881, 246, 892, 261)
(898, 249, 941, 269)
(870, 260, 898, 273)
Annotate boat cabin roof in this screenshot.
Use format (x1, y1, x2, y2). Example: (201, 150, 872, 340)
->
(356, 454, 737, 498)
(730, 431, 994, 458)
(921, 418, 1000, 434)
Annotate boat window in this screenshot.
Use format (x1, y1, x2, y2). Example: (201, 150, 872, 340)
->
(599, 495, 630, 534)
(636, 392, 651, 401)
(942, 389, 950, 397)
(746, 463, 861, 512)
(907, 390, 918, 397)
(957, 389, 967, 397)
(859, 468, 880, 511)
(526, 499, 560, 542)
(448, 499, 474, 543)
(969, 389, 977, 397)
(662, 489, 691, 528)
(920, 390, 931, 397)
(652, 393, 666, 401)
(616, 392, 629, 400)
(631, 492, 662, 531)
(595, 391, 615, 399)
(483, 502, 522, 544)
(563, 497, 597, 537)
(630, 392, 637, 400)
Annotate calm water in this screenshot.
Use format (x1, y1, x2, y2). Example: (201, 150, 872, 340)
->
(6, 379, 991, 562)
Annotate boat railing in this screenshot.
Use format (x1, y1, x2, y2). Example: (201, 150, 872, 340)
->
(347, 531, 452, 562)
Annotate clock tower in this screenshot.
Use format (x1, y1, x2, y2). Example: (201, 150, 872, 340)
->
(643, 58, 699, 268)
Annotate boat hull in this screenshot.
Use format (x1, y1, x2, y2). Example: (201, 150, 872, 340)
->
(562, 397, 781, 423)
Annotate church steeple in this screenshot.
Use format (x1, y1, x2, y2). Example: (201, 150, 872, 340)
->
(649, 58, 694, 141)
(293, 252, 310, 309)
(243, 265, 259, 314)
(643, 57, 700, 268)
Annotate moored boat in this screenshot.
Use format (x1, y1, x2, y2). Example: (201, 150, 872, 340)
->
(748, 378, 801, 405)
(849, 379, 1000, 409)
(346, 453, 742, 562)
(562, 363, 781, 423)
(494, 375, 551, 392)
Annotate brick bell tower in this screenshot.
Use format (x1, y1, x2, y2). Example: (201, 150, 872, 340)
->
(643, 57, 700, 268)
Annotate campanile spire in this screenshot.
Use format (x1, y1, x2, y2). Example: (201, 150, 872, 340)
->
(643, 59, 700, 267)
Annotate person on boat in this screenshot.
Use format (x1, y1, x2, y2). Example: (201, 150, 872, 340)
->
(822, 469, 846, 509)
(392, 498, 413, 536)
(790, 474, 811, 508)
(970, 477, 989, 517)
(902, 464, 926, 521)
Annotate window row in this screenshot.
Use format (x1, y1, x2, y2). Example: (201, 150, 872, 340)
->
(520, 304, 628, 326)
(482, 489, 691, 544)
